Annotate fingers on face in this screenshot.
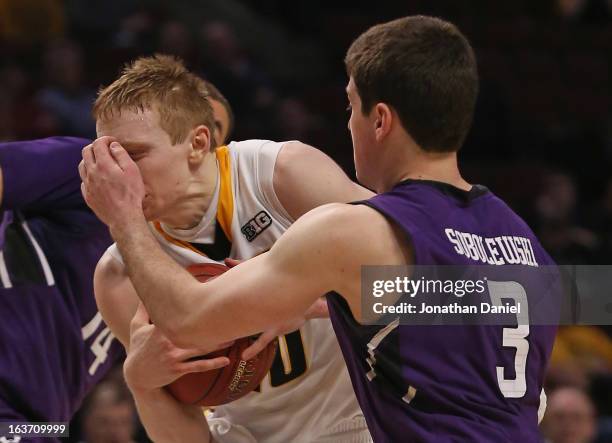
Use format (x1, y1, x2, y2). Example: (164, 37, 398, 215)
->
(82, 144, 95, 166)
(78, 160, 87, 181)
(108, 142, 134, 171)
(87, 137, 127, 173)
(92, 137, 113, 164)
(80, 182, 87, 201)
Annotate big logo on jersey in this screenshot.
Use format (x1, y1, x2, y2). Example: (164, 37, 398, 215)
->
(241, 211, 272, 242)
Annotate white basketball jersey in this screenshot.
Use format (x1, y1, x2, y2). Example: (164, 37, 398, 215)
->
(108, 140, 368, 442)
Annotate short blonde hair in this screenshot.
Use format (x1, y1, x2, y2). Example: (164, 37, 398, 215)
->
(93, 54, 215, 145)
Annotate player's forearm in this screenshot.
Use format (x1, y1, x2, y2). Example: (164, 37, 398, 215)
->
(130, 387, 212, 443)
(112, 218, 262, 348)
(112, 211, 327, 350)
(111, 217, 205, 341)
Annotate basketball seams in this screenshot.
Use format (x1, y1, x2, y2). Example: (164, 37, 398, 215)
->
(189, 345, 234, 405)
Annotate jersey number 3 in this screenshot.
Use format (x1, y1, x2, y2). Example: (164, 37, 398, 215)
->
(488, 280, 530, 399)
(364, 281, 531, 403)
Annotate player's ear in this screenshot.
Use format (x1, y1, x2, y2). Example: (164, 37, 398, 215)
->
(373, 103, 393, 142)
(189, 125, 212, 164)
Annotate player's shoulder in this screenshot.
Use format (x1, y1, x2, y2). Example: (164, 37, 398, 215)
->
(297, 202, 400, 248)
(2, 136, 91, 148)
(284, 203, 411, 281)
(51, 136, 91, 148)
(305, 201, 386, 224)
(228, 139, 290, 155)
(272, 140, 331, 174)
(32, 136, 92, 156)
(225, 139, 289, 179)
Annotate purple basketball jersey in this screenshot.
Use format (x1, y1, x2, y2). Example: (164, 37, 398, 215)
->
(327, 180, 558, 443)
(0, 138, 123, 428)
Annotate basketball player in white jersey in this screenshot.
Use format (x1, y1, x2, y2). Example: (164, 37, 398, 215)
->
(92, 55, 373, 442)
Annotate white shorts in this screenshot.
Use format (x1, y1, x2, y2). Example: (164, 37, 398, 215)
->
(208, 415, 372, 443)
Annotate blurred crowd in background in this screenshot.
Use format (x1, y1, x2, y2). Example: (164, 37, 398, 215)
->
(1, 0, 611, 442)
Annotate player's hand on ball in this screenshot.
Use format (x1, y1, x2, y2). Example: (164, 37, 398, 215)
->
(242, 297, 329, 360)
(79, 136, 146, 230)
(124, 303, 231, 392)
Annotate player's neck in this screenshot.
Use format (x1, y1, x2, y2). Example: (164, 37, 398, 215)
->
(378, 147, 470, 193)
(158, 153, 219, 230)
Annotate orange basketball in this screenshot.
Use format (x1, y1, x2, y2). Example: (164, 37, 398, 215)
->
(166, 262, 277, 406)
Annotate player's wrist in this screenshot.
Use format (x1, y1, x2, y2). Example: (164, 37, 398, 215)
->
(109, 209, 147, 240)
(124, 370, 160, 396)
(125, 376, 154, 395)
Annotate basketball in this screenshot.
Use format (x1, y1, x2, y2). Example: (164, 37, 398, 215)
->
(166, 263, 277, 406)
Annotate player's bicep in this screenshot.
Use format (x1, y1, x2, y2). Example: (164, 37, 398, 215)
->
(94, 251, 140, 348)
(273, 142, 373, 220)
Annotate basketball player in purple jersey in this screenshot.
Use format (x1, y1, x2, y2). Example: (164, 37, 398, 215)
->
(82, 16, 558, 442)
(0, 82, 235, 443)
(0, 137, 124, 441)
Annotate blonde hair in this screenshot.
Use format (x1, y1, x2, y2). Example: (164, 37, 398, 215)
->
(93, 54, 215, 145)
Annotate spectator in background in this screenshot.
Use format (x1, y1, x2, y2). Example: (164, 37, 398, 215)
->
(547, 326, 612, 389)
(586, 177, 612, 265)
(113, 9, 158, 53)
(37, 40, 96, 138)
(557, 0, 612, 22)
(541, 387, 597, 443)
(535, 171, 599, 264)
(0, 64, 26, 140)
(0, 0, 64, 46)
(79, 378, 136, 443)
(158, 20, 198, 68)
(272, 97, 320, 142)
(66, 0, 137, 37)
(198, 20, 276, 138)
(0, 63, 62, 140)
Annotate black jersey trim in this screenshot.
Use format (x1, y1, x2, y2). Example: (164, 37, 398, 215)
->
(2, 222, 46, 286)
(189, 220, 232, 261)
(394, 179, 489, 204)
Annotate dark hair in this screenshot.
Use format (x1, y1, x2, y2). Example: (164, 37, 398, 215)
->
(345, 16, 478, 152)
(204, 80, 235, 144)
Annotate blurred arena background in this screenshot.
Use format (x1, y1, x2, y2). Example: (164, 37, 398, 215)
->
(1, 0, 611, 442)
